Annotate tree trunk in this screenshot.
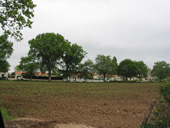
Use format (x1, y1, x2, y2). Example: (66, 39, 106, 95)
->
(30, 72, 34, 81)
(103, 73, 106, 83)
(48, 70, 51, 82)
(30, 75, 32, 81)
(85, 77, 87, 82)
(139, 73, 141, 82)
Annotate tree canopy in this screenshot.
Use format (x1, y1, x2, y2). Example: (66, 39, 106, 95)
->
(118, 59, 138, 80)
(0, 59, 10, 72)
(61, 41, 87, 77)
(135, 61, 148, 80)
(0, 34, 13, 72)
(18, 55, 39, 80)
(27, 33, 86, 81)
(28, 33, 65, 81)
(78, 59, 94, 81)
(0, 0, 36, 41)
(94, 55, 113, 82)
(111, 56, 118, 75)
(151, 61, 170, 81)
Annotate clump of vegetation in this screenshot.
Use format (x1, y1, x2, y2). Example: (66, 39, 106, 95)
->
(0, 101, 13, 120)
(145, 81, 170, 128)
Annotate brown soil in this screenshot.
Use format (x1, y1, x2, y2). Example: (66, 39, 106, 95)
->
(1, 82, 159, 128)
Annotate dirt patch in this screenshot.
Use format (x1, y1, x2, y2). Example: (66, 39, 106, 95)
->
(5, 118, 44, 128)
(5, 118, 95, 128)
(54, 123, 95, 128)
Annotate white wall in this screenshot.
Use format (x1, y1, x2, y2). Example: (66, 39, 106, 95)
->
(0, 72, 8, 78)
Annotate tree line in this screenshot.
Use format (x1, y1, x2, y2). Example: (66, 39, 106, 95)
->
(14, 33, 150, 82)
(1, 32, 170, 82)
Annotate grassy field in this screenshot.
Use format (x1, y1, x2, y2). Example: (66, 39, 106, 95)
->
(0, 81, 159, 128)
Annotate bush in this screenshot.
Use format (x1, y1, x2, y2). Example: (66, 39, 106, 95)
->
(145, 81, 170, 128)
(159, 82, 170, 104)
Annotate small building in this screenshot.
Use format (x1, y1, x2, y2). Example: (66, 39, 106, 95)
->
(63, 73, 85, 82)
(93, 74, 123, 82)
(34, 72, 48, 77)
(0, 72, 8, 78)
(13, 71, 49, 80)
(144, 75, 156, 82)
(63, 73, 123, 82)
(14, 71, 25, 80)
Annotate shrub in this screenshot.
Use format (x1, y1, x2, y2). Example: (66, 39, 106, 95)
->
(159, 82, 170, 104)
(145, 81, 170, 128)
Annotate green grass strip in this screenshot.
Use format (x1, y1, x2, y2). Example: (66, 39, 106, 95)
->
(0, 107, 13, 120)
(0, 100, 13, 120)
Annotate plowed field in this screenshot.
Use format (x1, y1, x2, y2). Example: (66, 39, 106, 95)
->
(0, 81, 159, 128)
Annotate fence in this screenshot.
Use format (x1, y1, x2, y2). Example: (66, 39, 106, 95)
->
(63, 78, 104, 82)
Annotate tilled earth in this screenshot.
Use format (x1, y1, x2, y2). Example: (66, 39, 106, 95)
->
(0, 82, 159, 128)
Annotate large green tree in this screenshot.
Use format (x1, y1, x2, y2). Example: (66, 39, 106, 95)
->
(94, 55, 113, 82)
(0, 34, 13, 72)
(78, 59, 94, 81)
(61, 41, 87, 77)
(151, 61, 170, 82)
(118, 59, 138, 80)
(28, 33, 65, 81)
(0, 59, 10, 72)
(135, 61, 148, 81)
(18, 55, 39, 80)
(0, 0, 36, 41)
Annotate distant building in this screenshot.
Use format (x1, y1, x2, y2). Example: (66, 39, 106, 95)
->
(0, 72, 8, 78)
(93, 74, 123, 82)
(63, 73, 86, 82)
(13, 71, 48, 80)
(145, 75, 156, 82)
(63, 73, 123, 82)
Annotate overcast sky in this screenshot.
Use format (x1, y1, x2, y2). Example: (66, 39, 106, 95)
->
(8, 0, 170, 72)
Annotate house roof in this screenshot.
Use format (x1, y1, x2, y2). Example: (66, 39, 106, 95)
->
(15, 71, 48, 76)
(71, 72, 93, 77)
(34, 72, 48, 76)
(15, 71, 26, 75)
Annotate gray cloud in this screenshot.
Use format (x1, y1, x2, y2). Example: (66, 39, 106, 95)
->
(8, 0, 170, 71)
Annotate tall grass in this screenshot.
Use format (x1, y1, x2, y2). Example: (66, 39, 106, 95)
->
(0, 100, 13, 120)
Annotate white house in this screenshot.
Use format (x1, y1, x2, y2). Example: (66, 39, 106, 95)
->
(93, 74, 123, 82)
(63, 73, 123, 82)
(63, 73, 85, 82)
(0, 72, 8, 78)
